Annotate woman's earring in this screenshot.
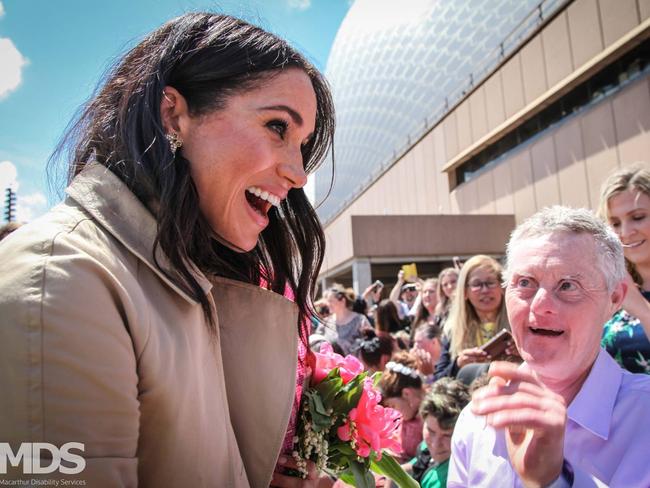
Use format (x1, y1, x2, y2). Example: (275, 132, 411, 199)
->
(165, 132, 183, 156)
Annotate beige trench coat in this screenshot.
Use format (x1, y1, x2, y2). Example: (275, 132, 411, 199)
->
(0, 164, 300, 487)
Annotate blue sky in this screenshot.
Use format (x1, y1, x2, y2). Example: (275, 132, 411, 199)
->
(0, 0, 351, 221)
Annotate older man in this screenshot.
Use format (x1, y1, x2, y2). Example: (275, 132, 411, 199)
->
(448, 206, 650, 487)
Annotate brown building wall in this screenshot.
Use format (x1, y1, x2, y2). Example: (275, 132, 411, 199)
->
(321, 0, 650, 276)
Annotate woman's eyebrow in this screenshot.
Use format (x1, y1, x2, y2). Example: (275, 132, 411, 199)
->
(260, 104, 303, 125)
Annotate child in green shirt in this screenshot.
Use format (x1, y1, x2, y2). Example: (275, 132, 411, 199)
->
(409, 378, 470, 488)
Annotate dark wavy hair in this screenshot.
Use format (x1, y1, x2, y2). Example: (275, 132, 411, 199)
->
(50, 13, 335, 338)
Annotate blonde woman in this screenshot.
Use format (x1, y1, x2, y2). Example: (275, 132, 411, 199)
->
(434, 255, 511, 380)
(599, 164, 650, 374)
(435, 267, 459, 326)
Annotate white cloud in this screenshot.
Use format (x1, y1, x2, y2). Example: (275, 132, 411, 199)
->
(0, 38, 27, 99)
(0, 2, 5, 18)
(287, 0, 311, 10)
(0, 161, 47, 222)
(0, 160, 18, 190)
(16, 192, 47, 222)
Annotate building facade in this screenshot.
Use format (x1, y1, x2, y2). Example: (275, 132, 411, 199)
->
(316, 0, 650, 293)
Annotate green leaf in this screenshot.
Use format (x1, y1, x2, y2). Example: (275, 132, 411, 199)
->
(308, 391, 328, 416)
(306, 392, 333, 432)
(370, 452, 420, 488)
(314, 369, 344, 405)
(331, 373, 367, 413)
(336, 470, 357, 486)
(371, 371, 383, 387)
(330, 443, 356, 456)
(347, 458, 375, 488)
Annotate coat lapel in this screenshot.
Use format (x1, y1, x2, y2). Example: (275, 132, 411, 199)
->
(211, 277, 299, 488)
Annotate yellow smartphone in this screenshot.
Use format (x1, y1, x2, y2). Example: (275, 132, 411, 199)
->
(401, 263, 418, 282)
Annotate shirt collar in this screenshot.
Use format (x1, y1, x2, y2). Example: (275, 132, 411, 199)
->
(567, 348, 622, 440)
(65, 163, 213, 304)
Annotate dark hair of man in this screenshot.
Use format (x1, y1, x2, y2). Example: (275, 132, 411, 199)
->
(49, 13, 336, 342)
(419, 378, 470, 430)
(414, 323, 441, 342)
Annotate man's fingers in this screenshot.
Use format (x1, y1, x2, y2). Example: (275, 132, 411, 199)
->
(472, 390, 563, 416)
(488, 361, 543, 386)
(485, 407, 566, 431)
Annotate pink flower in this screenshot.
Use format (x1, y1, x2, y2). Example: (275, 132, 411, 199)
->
(311, 342, 364, 385)
(337, 379, 402, 459)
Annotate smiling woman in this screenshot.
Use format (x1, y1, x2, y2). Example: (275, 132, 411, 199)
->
(0, 13, 335, 488)
(599, 165, 650, 374)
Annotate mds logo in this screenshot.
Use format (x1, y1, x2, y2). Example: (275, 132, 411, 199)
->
(0, 442, 85, 474)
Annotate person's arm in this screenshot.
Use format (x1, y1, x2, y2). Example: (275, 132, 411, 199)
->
(0, 232, 140, 485)
(389, 270, 405, 304)
(447, 407, 472, 487)
(620, 272, 650, 342)
(433, 336, 460, 379)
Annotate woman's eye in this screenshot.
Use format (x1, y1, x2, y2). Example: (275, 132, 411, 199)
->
(633, 214, 646, 221)
(267, 119, 288, 138)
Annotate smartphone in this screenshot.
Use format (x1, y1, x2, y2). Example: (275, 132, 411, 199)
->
(480, 329, 513, 360)
(373, 280, 384, 291)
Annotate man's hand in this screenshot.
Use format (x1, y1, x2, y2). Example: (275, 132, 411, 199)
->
(411, 346, 434, 376)
(471, 362, 566, 488)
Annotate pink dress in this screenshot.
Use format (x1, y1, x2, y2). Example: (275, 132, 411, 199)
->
(398, 416, 424, 462)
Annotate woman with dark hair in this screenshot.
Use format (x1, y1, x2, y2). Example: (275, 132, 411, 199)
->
(375, 298, 407, 335)
(0, 13, 334, 487)
(352, 328, 393, 373)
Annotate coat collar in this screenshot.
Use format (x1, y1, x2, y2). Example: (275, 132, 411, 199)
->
(65, 163, 213, 304)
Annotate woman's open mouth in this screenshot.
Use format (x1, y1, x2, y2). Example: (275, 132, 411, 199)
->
(245, 186, 280, 221)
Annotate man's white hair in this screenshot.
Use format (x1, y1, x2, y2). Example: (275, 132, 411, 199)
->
(504, 206, 625, 291)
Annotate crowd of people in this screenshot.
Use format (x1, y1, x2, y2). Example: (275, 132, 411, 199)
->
(0, 10, 649, 488)
(310, 165, 650, 487)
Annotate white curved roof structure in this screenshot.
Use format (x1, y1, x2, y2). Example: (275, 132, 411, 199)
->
(315, 0, 556, 221)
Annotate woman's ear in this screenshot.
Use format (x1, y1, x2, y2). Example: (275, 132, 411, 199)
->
(160, 86, 190, 135)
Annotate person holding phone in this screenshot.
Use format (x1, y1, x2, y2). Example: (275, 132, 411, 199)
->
(434, 255, 513, 382)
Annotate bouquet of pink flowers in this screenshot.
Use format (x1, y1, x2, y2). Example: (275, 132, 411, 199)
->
(291, 343, 418, 488)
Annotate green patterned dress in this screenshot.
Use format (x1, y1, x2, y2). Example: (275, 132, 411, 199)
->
(602, 300, 650, 375)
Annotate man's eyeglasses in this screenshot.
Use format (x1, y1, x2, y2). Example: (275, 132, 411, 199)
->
(467, 280, 500, 292)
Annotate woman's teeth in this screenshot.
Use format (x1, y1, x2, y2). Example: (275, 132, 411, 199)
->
(246, 186, 280, 207)
(622, 240, 645, 248)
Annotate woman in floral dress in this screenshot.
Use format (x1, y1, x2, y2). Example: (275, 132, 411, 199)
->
(600, 165, 650, 374)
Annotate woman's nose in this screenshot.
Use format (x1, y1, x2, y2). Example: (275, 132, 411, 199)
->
(278, 150, 308, 189)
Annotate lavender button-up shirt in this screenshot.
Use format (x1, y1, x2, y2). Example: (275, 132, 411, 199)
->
(448, 349, 650, 487)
